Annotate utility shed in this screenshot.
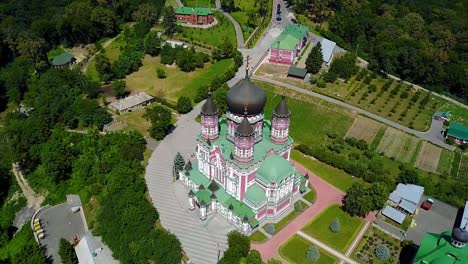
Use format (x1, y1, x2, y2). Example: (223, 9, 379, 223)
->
(388, 183, 424, 214)
(319, 38, 336, 65)
(109, 92, 153, 113)
(287, 66, 308, 79)
(50, 51, 76, 68)
(447, 123, 468, 145)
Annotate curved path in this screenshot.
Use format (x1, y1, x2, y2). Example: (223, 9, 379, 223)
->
(145, 103, 229, 264)
(215, 0, 244, 48)
(252, 161, 345, 261)
(252, 76, 456, 151)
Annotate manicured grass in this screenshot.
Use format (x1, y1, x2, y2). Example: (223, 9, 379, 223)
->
(438, 103, 468, 126)
(257, 81, 355, 147)
(291, 150, 359, 192)
(86, 61, 100, 82)
(182, 0, 215, 7)
(103, 35, 126, 62)
(450, 152, 462, 178)
(301, 205, 364, 253)
(436, 149, 454, 175)
(178, 12, 237, 48)
(249, 230, 268, 243)
(352, 226, 402, 264)
(126, 55, 234, 103)
(274, 201, 309, 232)
(115, 108, 151, 137)
(303, 189, 316, 204)
(279, 235, 338, 264)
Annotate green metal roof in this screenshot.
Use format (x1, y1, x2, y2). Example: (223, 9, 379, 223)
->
(413, 231, 468, 264)
(256, 154, 294, 184)
(51, 51, 74, 66)
(271, 24, 308, 51)
(288, 66, 308, 78)
(244, 184, 266, 206)
(249, 219, 259, 228)
(187, 162, 211, 186)
(300, 185, 308, 192)
(175, 6, 212, 16)
(195, 189, 212, 203)
(433, 111, 452, 119)
(447, 123, 468, 140)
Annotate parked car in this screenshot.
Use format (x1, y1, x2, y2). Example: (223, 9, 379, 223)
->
(421, 198, 434, 210)
(291, 18, 298, 24)
(277, 4, 281, 10)
(276, 14, 281, 21)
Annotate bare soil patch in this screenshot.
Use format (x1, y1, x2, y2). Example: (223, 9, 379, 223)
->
(255, 62, 307, 88)
(345, 116, 383, 143)
(414, 142, 442, 173)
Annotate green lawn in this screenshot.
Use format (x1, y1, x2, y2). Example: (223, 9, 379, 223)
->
(182, 0, 215, 7)
(230, 0, 259, 40)
(370, 126, 386, 150)
(178, 12, 237, 48)
(126, 56, 234, 103)
(450, 152, 462, 178)
(301, 205, 364, 253)
(279, 235, 338, 264)
(436, 149, 454, 175)
(291, 150, 359, 192)
(458, 154, 468, 181)
(249, 230, 268, 243)
(165, 0, 179, 7)
(257, 81, 355, 147)
(438, 103, 468, 126)
(303, 189, 316, 203)
(274, 201, 309, 232)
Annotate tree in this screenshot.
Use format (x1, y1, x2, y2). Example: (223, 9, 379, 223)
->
(329, 217, 340, 233)
(267, 259, 282, 264)
(323, 71, 338, 83)
(306, 246, 320, 261)
(133, 3, 158, 24)
(222, 231, 250, 264)
(176, 49, 196, 72)
(398, 166, 420, 185)
(111, 80, 126, 98)
(177, 96, 192, 114)
(375, 245, 390, 261)
(295, 201, 303, 212)
(246, 250, 263, 264)
(144, 31, 161, 56)
(173, 152, 185, 179)
(144, 104, 172, 140)
(265, 223, 275, 235)
(156, 68, 166, 78)
(95, 54, 113, 82)
(59, 238, 78, 264)
(163, 6, 176, 36)
(0, 57, 34, 104)
(368, 182, 388, 210)
(329, 53, 359, 80)
(306, 42, 323, 74)
(212, 85, 228, 113)
(344, 182, 372, 216)
(221, 0, 235, 12)
(214, 38, 234, 60)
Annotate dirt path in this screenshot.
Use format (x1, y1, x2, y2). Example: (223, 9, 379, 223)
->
(81, 36, 117, 73)
(12, 163, 44, 209)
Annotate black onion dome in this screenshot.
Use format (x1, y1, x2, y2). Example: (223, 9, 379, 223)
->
(236, 116, 254, 137)
(188, 190, 194, 197)
(273, 95, 290, 118)
(227, 77, 266, 115)
(452, 228, 468, 243)
(201, 94, 218, 116)
(210, 193, 217, 199)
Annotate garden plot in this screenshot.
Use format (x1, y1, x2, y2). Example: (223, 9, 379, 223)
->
(376, 127, 421, 163)
(436, 149, 454, 175)
(414, 143, 442, 173)
(345, 116, 383, 144)
(458, 155, 468, 181)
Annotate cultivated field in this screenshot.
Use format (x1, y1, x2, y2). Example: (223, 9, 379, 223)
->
(345, 116, 383, 144)
(414, 143, 442, 173)
(436, 149, 454, 176)
(458, 154, 468, 181)
(376, 127, 421, 163)
(126, 56, 234, 103)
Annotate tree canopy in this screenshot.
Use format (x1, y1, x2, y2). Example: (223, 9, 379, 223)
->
(306, 42, 323, 74)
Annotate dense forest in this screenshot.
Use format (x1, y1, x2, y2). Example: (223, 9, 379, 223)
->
(292, 0, 468, 101)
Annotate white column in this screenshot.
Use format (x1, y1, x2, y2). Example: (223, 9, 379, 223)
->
(200, 205, 207, 220)
(188, 197, 195, 210)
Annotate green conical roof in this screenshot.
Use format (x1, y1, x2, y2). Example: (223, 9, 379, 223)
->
(256, 154, 293, 184)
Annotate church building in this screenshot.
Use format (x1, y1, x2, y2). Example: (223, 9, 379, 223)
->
(179, 68, 309, 234)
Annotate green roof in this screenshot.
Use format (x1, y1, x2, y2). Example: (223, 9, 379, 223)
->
(271, 24, 308, 51)
(413, 231, 468, 264)
(175, 6, 212, 16)
(197, 119, 293, 169)
(195, 189, 211, 203)
(187, 162, 211, 186)
(51, 51, 74, 66)
(256, 154, 294, 184)
(300, 185, 308, 192)
(249, 219, 259, 228)
(244, 184, 266, 206)
(447, 123, 468, 140)
(288, 66, 308, 78)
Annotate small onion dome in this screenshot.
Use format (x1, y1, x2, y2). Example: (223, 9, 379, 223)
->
(208, 181, 219, 192)
(452, 227, 468, 243)
(200, 200, 206, 206)
(273, 95, 290, 118)
(235, 115, 254, 137)
(201, 93, 218, 116)
(199, 185, 205, 190)
(210, 193, 217, 200)
(305, 173, 309, 179)
(243, 216, 249, 223)
(227, 77, 266, 116)
(228, 203, 234, 210)
(188, 190, 194, 197)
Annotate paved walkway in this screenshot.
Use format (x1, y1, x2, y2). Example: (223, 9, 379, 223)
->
(145, 102, 232, 264)
(215, 0, 244, 48)
(251, 161, 345, 261)
(252, 76, 455, 151)
(297, 231, 359, 264)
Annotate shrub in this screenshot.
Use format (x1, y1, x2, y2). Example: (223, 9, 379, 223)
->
(306, 246, 320, 262)
(375, 245, 390, 261)
(323, 71, 338, 83)
(317, 79, 326, 88)
(265, 223, 275, 235)
(295, 201, 303, 212)
(368, 84, 377, 92)
(364, 76, 372, 84)
(329, 217, 341, 233)
(157, 68, 167, 79)
(177, 96, 192, 114)
(443, 120, 450, 127)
